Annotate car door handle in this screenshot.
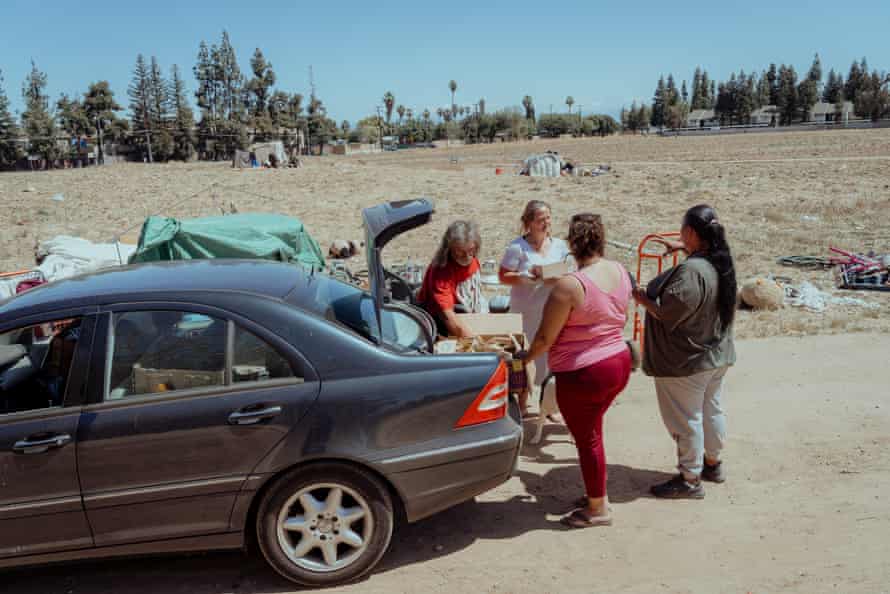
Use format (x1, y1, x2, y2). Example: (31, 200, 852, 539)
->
(227, 405, 283, 426)
(13, 433, 72, 455)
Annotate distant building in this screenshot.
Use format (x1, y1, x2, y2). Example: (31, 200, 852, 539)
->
(809, 101, 855, 123)
(750, 105, 779, 126)
(686, 109, 719, 128)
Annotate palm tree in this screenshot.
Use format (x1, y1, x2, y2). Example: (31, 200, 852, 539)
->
(406, 108, 414, 120)
(396, 104, 405, 125)
(436, 107, 444, 121)
(423, 108, 431, 121)
(566, 96, 575, 114)
(449, 80, 457, 117)
(383, 92, 395, 125)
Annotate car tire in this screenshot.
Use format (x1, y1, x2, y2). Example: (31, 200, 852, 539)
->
(256, 463, 394, 587)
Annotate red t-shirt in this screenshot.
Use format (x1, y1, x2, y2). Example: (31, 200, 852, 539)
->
(418, 258, 484, 315)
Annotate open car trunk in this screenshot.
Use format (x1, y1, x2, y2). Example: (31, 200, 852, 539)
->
(362, 199, 436, 348)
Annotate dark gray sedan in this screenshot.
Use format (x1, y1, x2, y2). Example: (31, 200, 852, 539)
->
(0, 200, 521, 587)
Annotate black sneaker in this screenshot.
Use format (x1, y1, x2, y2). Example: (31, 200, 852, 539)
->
(651, 474, 705, 499)
(701, 461, 725, 483)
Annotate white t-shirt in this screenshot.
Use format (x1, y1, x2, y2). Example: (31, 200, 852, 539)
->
(500, 236, 572, 384)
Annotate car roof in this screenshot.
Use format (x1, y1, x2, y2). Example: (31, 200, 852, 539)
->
(0, 260, 305, 319)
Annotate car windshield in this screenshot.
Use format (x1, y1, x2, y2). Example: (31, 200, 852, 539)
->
(286, 273, 427, 353)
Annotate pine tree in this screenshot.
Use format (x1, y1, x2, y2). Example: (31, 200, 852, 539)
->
(696, 70, 711, 109)
(21, 60, 58, 164)
(709, 80, 716, 108)
(148, 57, 170, 131)
(777, 65, 799, 125)
(845, 60, 863, 107)
(56, 94, 91, 138)
(217, 31, 245, 122)
(128, 54, 154, 162)
(715, 82, 731, 124)
(823, 69, 844, 103)
(797, 53, 823, 120)
(637, 104, 648, 130)
(691, 67, 703, 109)
(168, 65, 196, 160)
(0, 69, 20, 167)
(767, 63, 779, 106)
(666, 74, 678, 106)
(681, 80, 689, 104)
(651, 76, 666, 127)
(757, 72, 771, 107)
(854, 70, 890, 121)
(83, 81, 122, 165)
(247, 48, 275, 136)
(207, 31, 248, 156)
(194, 41, 217, 139)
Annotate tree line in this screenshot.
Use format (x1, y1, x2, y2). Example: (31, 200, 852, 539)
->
(358, 85, 618, 146)
(0, 34, 621, 169)
(622, 54, 889, 131)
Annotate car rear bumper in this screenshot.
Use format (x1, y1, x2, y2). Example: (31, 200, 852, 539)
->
(378, 416, 522, 523)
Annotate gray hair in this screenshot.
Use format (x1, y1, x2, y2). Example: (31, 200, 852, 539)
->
(432, 220, 481, 268)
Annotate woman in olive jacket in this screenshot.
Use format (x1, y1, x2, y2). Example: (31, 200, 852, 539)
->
(633, 204, 737, 499)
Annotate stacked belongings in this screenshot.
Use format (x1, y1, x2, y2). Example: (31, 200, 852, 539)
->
(831, 246, 890, 292)
(433, 314, 532, 394)
(520, 153, 563, 177)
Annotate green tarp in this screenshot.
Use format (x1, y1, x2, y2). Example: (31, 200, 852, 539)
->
(129, 213, 325, 272)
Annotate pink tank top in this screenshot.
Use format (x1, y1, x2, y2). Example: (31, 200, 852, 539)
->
(548, 263, 632, 373)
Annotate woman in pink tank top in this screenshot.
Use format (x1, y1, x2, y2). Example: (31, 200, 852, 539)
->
(517, 213, 632, 528)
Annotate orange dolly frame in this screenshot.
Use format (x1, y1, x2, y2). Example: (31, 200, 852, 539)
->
(632, 232, 681, 345)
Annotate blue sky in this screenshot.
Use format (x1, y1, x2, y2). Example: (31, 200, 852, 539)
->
(2, 0, 889, 123)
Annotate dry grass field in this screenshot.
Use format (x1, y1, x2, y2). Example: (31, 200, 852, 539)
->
(2, 128, 890, 594)
(1, 128, 888, 338)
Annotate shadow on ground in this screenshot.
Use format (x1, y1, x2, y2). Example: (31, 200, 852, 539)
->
(3, 448, 670, 593)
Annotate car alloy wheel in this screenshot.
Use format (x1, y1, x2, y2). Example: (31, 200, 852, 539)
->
(257, 464, 394, 587)
(276, 483, 372, 572)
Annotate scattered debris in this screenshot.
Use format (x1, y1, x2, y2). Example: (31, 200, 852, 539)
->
(23, 186, 36, 193)
(50, 193, 65, 202)
(832, 246, 890, 292)
(777, 255, 833, 270)
(784, 281, 879, 313)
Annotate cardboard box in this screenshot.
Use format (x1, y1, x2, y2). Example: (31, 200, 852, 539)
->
(439, 313, 533, 393)
(132, 364, 225, 394)
(540, 261, 571, 280)
(455, 313, 523, 335)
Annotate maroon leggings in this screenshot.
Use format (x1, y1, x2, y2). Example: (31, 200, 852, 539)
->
(554, 350, 631, 499)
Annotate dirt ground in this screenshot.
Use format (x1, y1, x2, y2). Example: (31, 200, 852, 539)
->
(1, 128, 888, 338)
(1, 129, 889, 593)
(4, 333, 889, 594)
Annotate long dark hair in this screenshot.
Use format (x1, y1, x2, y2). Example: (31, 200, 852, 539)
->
(683, 204, 737, 329)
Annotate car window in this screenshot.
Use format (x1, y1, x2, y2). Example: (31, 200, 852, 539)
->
(233, 325, 302, 383)
(108, 311, 226, 399)
(0, 317, 83, 415)
(286, 274, 428, 352)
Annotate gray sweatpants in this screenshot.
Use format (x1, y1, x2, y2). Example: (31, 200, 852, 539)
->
(654, 367, 728, 481)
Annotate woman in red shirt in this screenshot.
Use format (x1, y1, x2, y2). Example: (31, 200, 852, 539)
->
(417, 220, 486, 337)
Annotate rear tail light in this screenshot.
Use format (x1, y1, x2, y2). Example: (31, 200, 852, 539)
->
(455, 361, 509, 428)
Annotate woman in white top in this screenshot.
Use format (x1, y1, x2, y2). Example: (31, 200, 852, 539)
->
(499, 200, 572, 415)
